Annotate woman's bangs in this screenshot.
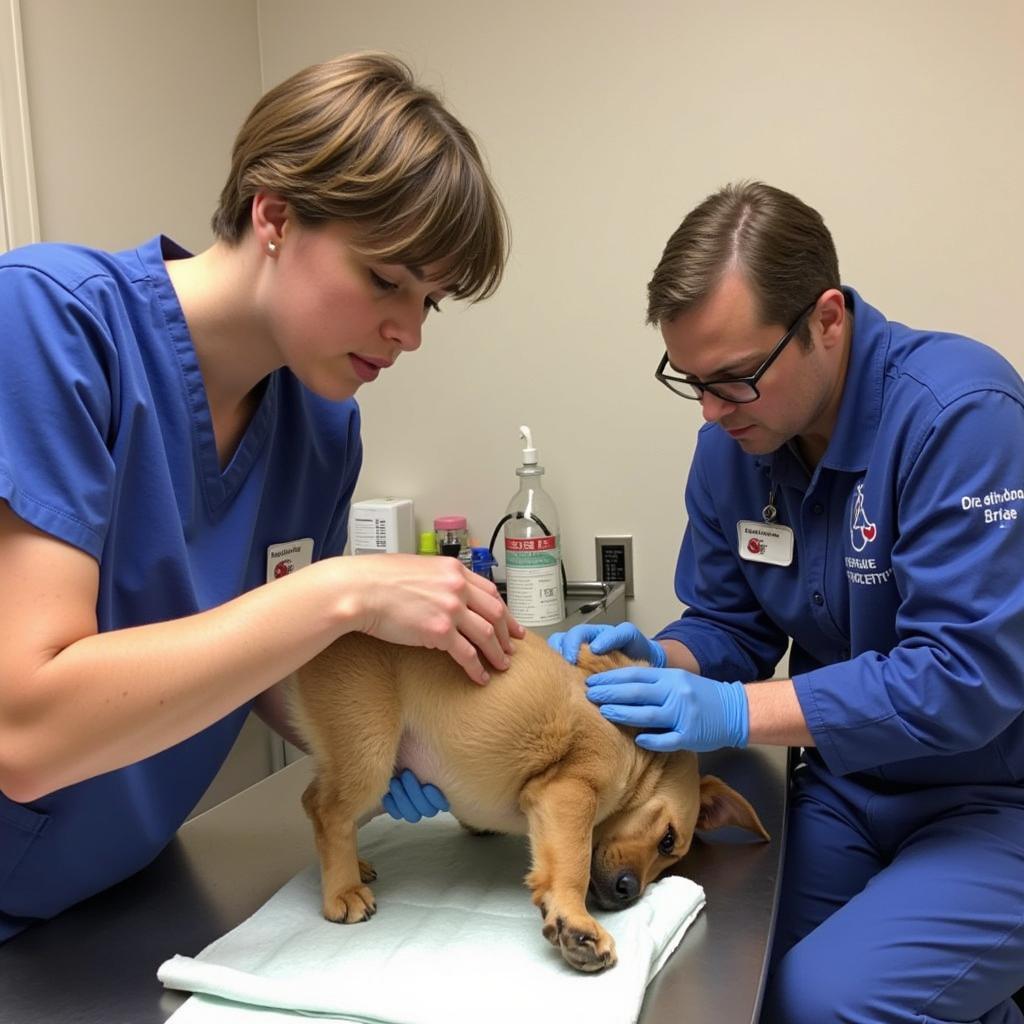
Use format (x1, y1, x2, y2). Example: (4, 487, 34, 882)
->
(358, 150, 507, 301)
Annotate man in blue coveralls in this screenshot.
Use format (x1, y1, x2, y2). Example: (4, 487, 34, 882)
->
(551, 182, 1024, 1023)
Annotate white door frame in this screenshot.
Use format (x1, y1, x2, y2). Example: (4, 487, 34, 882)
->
(0, 0, 39, 251)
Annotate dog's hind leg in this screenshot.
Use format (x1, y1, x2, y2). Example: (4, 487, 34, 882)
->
(520, 772, 617, 972)
(302, 766, 393, 923)
(301, 703, 398, 924)
(297, 640, 404, 924)
(301, 777, 372, 922)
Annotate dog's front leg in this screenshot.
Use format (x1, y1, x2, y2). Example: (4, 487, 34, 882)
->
(520, 773, 616, 972)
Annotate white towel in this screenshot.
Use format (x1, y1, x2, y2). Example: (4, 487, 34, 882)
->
(158, 812, 705, 1024)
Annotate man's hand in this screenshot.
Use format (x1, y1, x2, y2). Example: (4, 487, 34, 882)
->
(547, 622, 667, 667)
(381, 768, 449, 822)
(585, 666, 749, 752)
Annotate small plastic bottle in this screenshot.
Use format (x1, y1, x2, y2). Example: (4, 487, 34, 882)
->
(470, 546, 498, 582)
(503, 426, 565, 627)
(434, 515, 473, 571)
(417, 531, 438, 556)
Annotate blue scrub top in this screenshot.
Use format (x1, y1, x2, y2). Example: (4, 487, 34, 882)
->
(657, 289, 1024, 787)
(0, 236, 362, 940)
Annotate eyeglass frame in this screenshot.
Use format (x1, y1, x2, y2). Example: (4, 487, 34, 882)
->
(654, 294, 821, 404)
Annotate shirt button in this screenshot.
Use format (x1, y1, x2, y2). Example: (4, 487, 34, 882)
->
(812, 503, 824, 515)
(812, 592, 824, 606)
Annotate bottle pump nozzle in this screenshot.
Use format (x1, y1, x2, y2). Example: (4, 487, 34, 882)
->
(519, 424, 538, 466)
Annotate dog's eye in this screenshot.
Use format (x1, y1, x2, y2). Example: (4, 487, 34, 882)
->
(658, 825, 677, 856)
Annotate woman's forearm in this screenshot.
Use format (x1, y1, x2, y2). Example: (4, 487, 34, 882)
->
(1, 557, 355, 802)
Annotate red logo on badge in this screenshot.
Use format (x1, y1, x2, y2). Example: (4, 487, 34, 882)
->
(747, 538, 766, 555)
(274, 559, 294, 578)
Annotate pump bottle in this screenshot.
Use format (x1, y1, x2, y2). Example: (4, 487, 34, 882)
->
(503, 425, 565, 627)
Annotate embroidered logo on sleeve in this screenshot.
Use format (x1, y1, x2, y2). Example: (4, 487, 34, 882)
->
(960, 488, 1023, 527)
(850, 483, 877, 552)
(845, 481, 893, 586)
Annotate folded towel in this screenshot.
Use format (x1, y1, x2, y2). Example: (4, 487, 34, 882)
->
(158, 812, 705, 1024)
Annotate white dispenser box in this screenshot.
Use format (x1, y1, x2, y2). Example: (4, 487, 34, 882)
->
(349, 498, 415, 555)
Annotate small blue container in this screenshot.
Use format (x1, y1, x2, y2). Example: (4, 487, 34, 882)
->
(470, 546, 498, 581)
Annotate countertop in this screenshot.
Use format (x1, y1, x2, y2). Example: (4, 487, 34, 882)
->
(0, 744, 789, 1023)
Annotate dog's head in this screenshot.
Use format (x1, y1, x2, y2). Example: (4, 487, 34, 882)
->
(588, 751, 769, 911)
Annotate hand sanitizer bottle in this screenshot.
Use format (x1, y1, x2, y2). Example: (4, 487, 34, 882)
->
(503, 425, 565, 627)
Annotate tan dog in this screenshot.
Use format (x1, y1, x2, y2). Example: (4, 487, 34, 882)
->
(291, 630, 768, 973)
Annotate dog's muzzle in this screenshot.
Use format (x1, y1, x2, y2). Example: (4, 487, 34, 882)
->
(589, 869, 641, 911)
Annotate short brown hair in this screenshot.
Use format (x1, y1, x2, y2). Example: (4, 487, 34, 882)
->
(646, 182, 840, 333)
(212, 52, 508, 300)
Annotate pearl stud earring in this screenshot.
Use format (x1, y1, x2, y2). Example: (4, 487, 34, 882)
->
(267, 240, 278, 254)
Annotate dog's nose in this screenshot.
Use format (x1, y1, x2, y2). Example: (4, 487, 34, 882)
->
(613, 871, 640, 903)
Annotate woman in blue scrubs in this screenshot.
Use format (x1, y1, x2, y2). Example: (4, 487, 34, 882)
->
(552, 182, 1024, 1022)
(0, 52, 519, 942)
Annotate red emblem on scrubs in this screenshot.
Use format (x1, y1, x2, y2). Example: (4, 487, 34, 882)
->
(850, 482, 877, 552)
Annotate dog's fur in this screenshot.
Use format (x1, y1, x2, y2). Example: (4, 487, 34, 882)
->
(291, 630, 768, 972)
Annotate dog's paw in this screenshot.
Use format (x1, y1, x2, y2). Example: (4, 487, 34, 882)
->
(323, 884, 376, 924)
(542, 910, 617, 972)
(358, 858, 377, 883)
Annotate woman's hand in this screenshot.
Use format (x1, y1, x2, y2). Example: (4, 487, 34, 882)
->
(336, 553, 524, 684)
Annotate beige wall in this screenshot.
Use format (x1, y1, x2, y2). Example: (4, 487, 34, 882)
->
(17, 0, 1024, 637)
(20, 0, 262, 252)
(258, 0, 1024, 634)
(12, 0, 1023, 804)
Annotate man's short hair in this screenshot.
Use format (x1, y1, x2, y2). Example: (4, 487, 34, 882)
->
(646, 181, 840, 338)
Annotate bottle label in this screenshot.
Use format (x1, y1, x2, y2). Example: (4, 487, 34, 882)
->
(505, 535, 564, 626)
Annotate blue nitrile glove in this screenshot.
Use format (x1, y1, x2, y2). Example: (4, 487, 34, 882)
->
(381, 769, 449, 823)
(547, 622, 667, 668)
(585, 666, 749, 753)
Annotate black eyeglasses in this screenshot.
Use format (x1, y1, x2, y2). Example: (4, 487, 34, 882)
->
(655, 296, 820, 404)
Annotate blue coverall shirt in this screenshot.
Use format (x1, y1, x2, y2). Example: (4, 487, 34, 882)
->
(656, 288, 1024, 787)
(0, 237, 362, 941)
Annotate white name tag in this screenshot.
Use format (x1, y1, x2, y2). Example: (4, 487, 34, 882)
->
(266, 538, 314, 582)
(737, 521, 794, 567)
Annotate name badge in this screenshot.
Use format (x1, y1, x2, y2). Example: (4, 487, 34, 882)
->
(266, 538, 314, 582)
(737, 521, 794, 567)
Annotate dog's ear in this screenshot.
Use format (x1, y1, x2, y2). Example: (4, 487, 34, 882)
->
(696, 774, 770, 841)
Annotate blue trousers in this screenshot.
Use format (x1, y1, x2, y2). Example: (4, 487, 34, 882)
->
(761, 755, 1024, 1024)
